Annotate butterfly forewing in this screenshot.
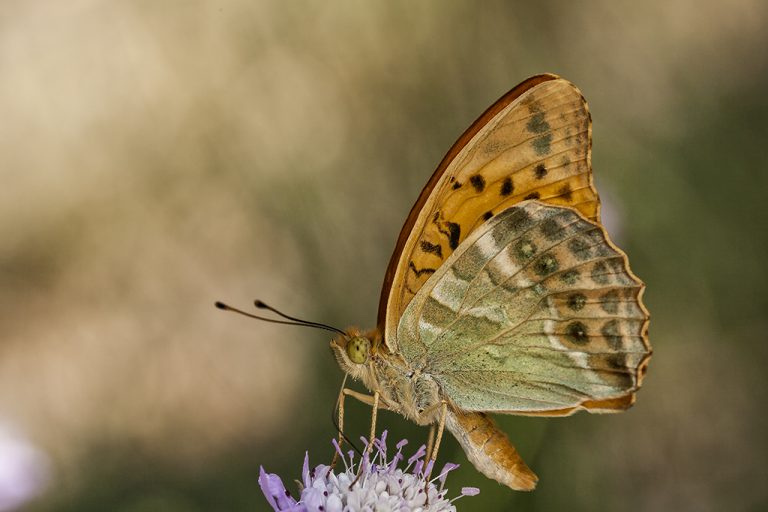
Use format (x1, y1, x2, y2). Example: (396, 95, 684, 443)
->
(381, 75, 599, 352)
(397, 201, 650, 415)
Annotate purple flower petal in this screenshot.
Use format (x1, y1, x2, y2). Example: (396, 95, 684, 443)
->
(407, 445, 426, 466)
(375, 430, 388, 456)
(302, 452, 311, 488)
(258, 466, 298, 511)
(387, 452, 403, 473)
(331, 439, 344, 460)
(301, 487, 325, 512)
(438, 462, 460, 487)
(461, 486, 480, 496)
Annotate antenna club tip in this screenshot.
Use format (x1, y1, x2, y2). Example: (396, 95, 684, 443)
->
(254, 300, 267, 308)
(214, 301, 228, 310)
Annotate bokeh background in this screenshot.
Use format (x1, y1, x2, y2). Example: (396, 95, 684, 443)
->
(1, 1, 767, 511)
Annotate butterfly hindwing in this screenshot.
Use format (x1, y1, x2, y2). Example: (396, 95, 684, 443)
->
(397, 201, 650, 415)
(380, 75, 598, 352)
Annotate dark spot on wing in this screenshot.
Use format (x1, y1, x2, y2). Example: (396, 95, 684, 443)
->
(567, 293, 586, 311)
(565, 321, 589, 345)
(469, 174, 486, 192)
(514, 237, 537, 261)
(591, 261, 610, 285)
(500, 177, 514, 196)
(409, 261, 436, 278)
(534, 254, 559, 276)
(447, 222, 461, 250)
(540, 218, 561, 240)
(560, 270, 579, 285)
(419, 240, 443, 258)
(508, 206, 533, 231)
(600, 290, 620, 314)
(601, 320, 622, 349)
(534, 163, 548, 179)
(524, 192, 540, 200)
(526, 112, 550, 134)
(557, 183, 573, 201)
(452, 181, 462, 190)
(482, 211, 493, 221)
(568, 238, 591, 260)
(607, 353, 627, 369)
(532, 134, 553, 156)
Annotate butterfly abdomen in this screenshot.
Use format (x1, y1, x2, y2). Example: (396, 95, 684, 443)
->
(446, 408, 538, 491)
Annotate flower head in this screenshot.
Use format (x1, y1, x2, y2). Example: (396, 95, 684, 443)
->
(259, 431, 479, 511)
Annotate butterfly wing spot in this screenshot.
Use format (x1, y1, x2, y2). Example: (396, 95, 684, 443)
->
(482, 211, 494, 221)
(500, 177, 514, 196)
(591, 261, 610, 285)
(587, 354, 634, 388)
(526, 111, 551, 134)
(540, 217, 563, 241)
(508, 206, 534, 231)
(532, 133, 553, 156)
(565, 321, 589, 345)
(567, 293, 587, 311)
(568, 237, 592, 260)
(524, 192, 541, 200)
(409, 261, 436, 277)
(599, 290, 620, 314)
(451, 244, 487, 281)
(470, 174, 486, 192)
(534, 163, 548, 179)
(601, 320, 623, 350)
(452, 181, 462, 190)
(559, 269, 580, 285)
(606, 353, 627, 369)
(533, 254, 559, 277)
(556, 184, 573, 201)
(514, 238, 538, 262)
(447, 222, 461, 250)
(419, 240, 444, 258)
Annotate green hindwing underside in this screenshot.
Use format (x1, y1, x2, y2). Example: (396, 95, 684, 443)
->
(397, 201, 650, 414)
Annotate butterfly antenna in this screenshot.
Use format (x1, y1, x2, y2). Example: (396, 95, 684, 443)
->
(254, 300, 346, 335)
(214, 301, 345, 335)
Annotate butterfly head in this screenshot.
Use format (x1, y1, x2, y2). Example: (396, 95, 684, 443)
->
(330, 328, 379, 380)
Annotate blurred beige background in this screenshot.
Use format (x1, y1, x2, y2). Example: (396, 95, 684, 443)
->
(1, 1, 766, 511)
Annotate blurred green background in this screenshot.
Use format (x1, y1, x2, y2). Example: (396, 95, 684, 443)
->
(1, 1, 766, 511)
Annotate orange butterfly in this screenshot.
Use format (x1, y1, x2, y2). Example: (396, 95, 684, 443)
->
(222, 74, 651, 491)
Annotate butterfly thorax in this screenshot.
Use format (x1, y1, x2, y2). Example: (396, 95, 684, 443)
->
(330, 328, 442, 426)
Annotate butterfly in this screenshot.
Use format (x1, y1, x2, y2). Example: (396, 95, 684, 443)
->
(326, 73, 651, 491)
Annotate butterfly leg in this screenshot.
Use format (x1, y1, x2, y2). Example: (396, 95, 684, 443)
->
(367, 391, 380, 456)
(425, 401, 448, 481)
(341, 388, 387, 409)
(425, 424, 436, 461)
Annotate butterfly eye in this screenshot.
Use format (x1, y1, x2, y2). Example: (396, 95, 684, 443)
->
(346, 336, 370, 364)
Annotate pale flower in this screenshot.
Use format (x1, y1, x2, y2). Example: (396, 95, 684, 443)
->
(259, 431, 479, 512)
